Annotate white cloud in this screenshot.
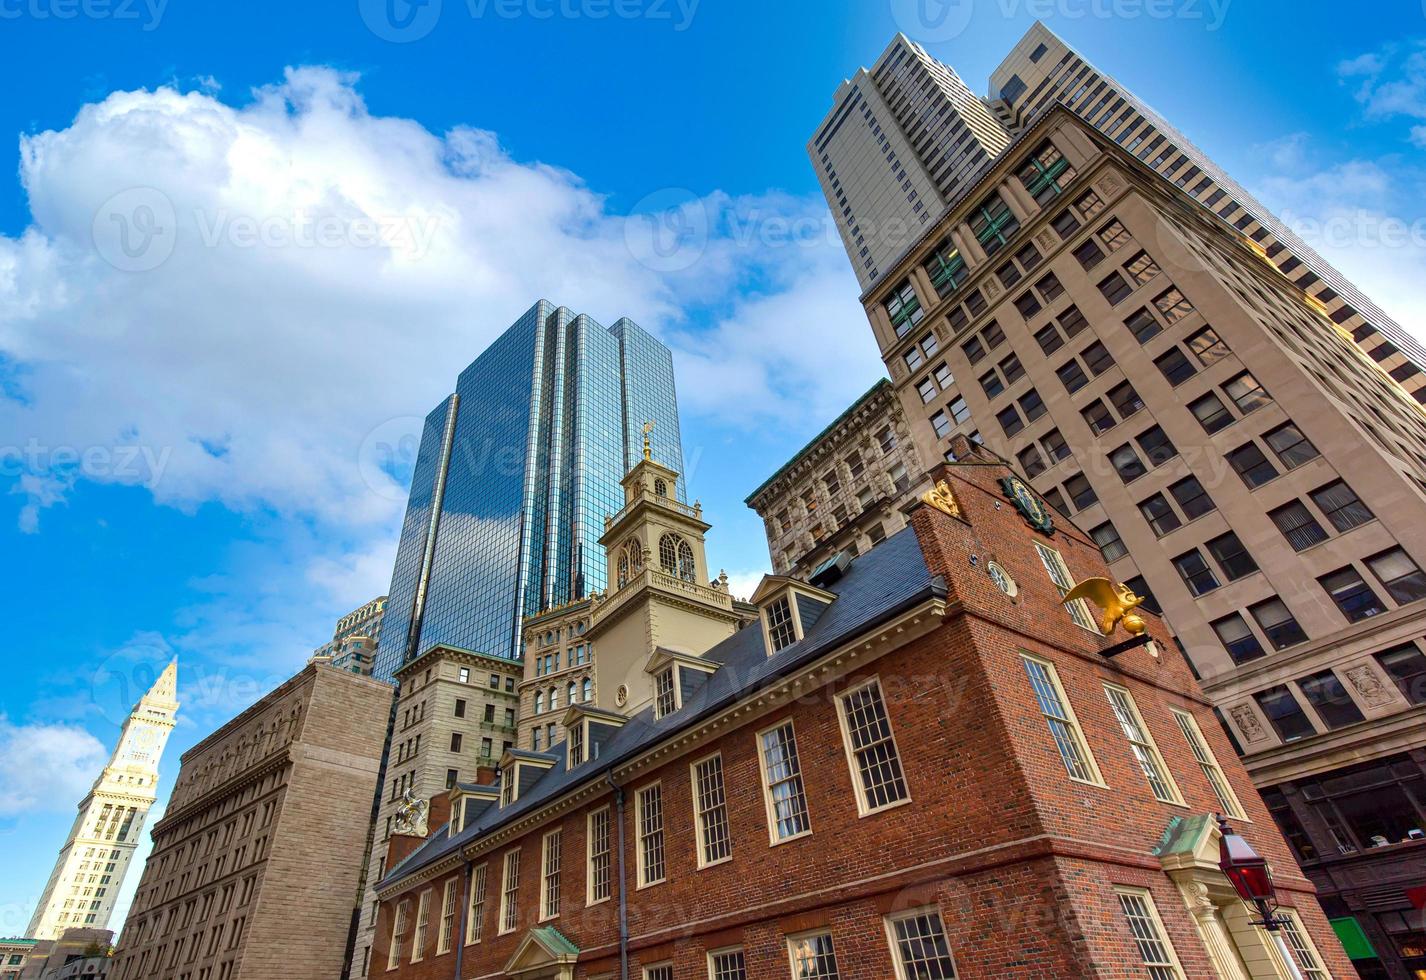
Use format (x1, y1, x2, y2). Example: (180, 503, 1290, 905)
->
(0, 717, 108, 817)
(0, 67, 870, 537)
(1336, 40, 1426, 134)
(721, 568, 766, 603)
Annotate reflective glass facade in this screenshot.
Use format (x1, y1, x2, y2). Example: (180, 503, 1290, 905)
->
(373, 301, 683, 680)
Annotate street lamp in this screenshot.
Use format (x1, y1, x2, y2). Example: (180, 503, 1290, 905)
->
(1216, 815, 1305, 980)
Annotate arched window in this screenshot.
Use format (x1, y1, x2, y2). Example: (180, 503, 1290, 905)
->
(568, 681, 578, 704)
(549, 687, 560, 711)
(617, 552, 629, 588)
(618, 538, 642, 587)
(677, 539, 696, 582)
(535, 691, 545, 714)
(659, 533, 682, 575)
(654, 478, 667, 497)
(582, 677, 593, 702)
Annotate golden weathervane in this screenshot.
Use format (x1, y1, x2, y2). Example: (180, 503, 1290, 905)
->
(1061, 577, 1148, 637)
(642, 421, 655, 461)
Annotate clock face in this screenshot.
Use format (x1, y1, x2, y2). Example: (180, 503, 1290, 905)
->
(1001, 476, 1054, 533)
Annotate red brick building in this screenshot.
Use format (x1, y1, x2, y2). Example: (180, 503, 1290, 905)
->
(370, 438, 1351, 979)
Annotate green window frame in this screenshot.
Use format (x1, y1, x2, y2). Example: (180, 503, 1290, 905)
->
(924, 240, 968, 298)
(884, 279, 924, 337)
(1019, 141, 1076, 204)
(970, 193, 1020, 257)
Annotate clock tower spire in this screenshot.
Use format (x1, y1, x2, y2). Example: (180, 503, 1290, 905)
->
(26, 661, 178, 940)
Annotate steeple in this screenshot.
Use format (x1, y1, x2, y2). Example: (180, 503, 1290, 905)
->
(26, 660, 178, 940)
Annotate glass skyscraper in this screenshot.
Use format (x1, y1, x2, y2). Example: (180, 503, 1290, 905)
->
(373, 300, 684, 679)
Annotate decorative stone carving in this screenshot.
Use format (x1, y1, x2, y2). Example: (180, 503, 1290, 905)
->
(1034, 228, 1057, 252)
(392, 788, 429, 837)
(1344, 664, 1396, 707)
(1228, 704, 1267, 743)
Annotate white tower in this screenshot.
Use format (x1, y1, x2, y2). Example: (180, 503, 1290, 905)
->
(27, 661, 178, 940)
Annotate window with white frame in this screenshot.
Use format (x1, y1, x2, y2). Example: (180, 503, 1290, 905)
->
(1276, 908, 1328, 979)
(587, 807, 611, 904)
(708, 947, 747, 980)
(788, 931, 840, 979)
(691, 753, 732, 866)
(1115, 888, 1185, 980)
(464, 864, 486, 944)
(540, 829, 561, 920)
(765, 595, 798, 653)
(386, 899, 409, 970)
(643, 964, 673, 980)
(886, 908, 957, 979)
(1021, 655, 1103, 784)
(758, 721, 811, 842)
(654, 667, 678, 719)
(568, 721, 585, 768)
(637, 784, 666, 886)
(500, 765, 515, 807)
(837, 679, 909, 814)
(410, 890, 430, 962)
(1033, 542, 1100, 632)
(1104, 685, 1181, 804)
(436, 879, 456, 954)
(1170, 709, 1245, 819)
(498, 850, 520, 935)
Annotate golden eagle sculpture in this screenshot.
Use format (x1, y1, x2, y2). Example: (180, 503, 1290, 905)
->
(1061, 577, 1148, 637)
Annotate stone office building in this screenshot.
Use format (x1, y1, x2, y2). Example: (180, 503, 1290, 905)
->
(843, 97, 1426, 977)
(107, 663, 393, 980)
(744, 379, 927, 579)
(368, 438, 1350, 980)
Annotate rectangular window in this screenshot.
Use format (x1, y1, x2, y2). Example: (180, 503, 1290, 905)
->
(1018, 445, 1047, 478)
(1249, 598, 1307, 650)
(1269, 501, 1328, 552)
(1115, 888, 1185, 979)
(930, 410, 952, 439)
(1298, 670, 1365, 730)
(1367, 547, 1426, 604)
(1042, 428, 1071, 462)
(386, 900, 409, 969)
(1082, 399, 1115, 435)
(886, 909, 958, 980)
(884, 279, 923, 337)
(1124, 250, 1161, 285)
(1098, 271, 1133, 305)
(1278, 909, 1329, 980)
(653, 667, 677, 719)
(538, 829, 561, 920)
(1105, 685, 1181, 803)
(1035, 542, 1098, 631)
(1057, 359, 1089, 394)
(980, 370, 1004, 399)
(997, 405, 1024, 437)
(1207, 531, 1258, 581)
(837, 679, 909, 814)
(924, 239, 968, 298)
(1153, 347, 1196, 386)
(1065, 472, 1097, 511)
(1171, 709, 1245, 819)
(1139, 493, 1181, 537)
(1254, 686, 1316, 743)
(1052, 208, 1082, 239)
(1108, 381, 1144, 419)
(1227, 443, 1278, 488)
(1212, 613, 1265, 665)
(410, 890, 430, 963)
(1022, 654, 1102, 784)
(1153, 286, 1194, 323)
(1320, 566, 1386, 622)
(1188, 392, 1233, 433)
(765, 596, 797, 653)
(1173, 549, 1219, 596)
(465, 864, 486, 944)
(1099, 218, 1132, 251)
(1035, 323, 1065, 356)
(691, 754, 732, 867)
(586, 808, 611, 905)
(436, 879, 456, 954)
(1018, 139, 1076, 204)
(1378, 643, 1426, 705)
(1124, 307, 1162, 344)
(644, 965, 673, 980)
(1059, 304, 1089, 337)
(1081, 340, 1113, 375)
(1168, 476, 1214, 520)
(708, 948, 747, 980)
(636, 784, 665, 886)
(1186, 326, 1230, 364)
(1090, 521, 1127, 563)
(1310, 480, 1373, 532)
(1224, 372, 1271, 413)
(1019, 388, 1046, 422)
(1263, 423, 1319, 469)
(1110, 443, 1147, 483)
(1137, 425, 1177, 467)
(970, 192, 1020, 256)
(1073, 238, 1105, 270)
(758, 721, 811, 842)
(787, 932, 840, 980)
(498, 850, 520, 935)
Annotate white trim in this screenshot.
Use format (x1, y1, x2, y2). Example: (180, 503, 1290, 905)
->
(635, 781, 667, 888)
(435, 877, 457, 955)
(705, 945, 746, 980)
(641, 962, 674, 980)
(1103, 683, 1185, 806)
(409, 888, 431, 963)
(1020, 652, 1107, 787)
(539, 828, 561, 922)
(835, 675, 912, 817)
(463, 862, 486, 946)
(1170, 708, 1248, 821)
(1113, 886, 1186, 979)
(689, 751, 733, 870)
(785, 928, 839, 979)
(585, 806, 612, 907)
(497, 848, 520, 936)
(755, 718, 813, 846)
(883, 906, 958, 980)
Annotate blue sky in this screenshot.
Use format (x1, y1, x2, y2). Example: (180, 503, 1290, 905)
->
(2, 0, 1424, 935)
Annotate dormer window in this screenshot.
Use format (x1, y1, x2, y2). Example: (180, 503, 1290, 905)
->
(500, 766, 515, 807)
(568, 721, 586, 767)
(765, 597, 797, 653)
(653, 667, 678, 719)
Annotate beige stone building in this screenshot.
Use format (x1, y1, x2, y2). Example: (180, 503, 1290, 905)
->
(352, 645, 521, 980)
(516, 600, 595, 753)
(842, 95, 1426, 975)
(108, 663, 392, 980)
(745, 379, 927, 578)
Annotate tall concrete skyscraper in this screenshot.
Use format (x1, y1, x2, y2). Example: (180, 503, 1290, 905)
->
(27, 662, 177, 941)
(816, 32, 1426, 978)
(373, 300, 684, 680)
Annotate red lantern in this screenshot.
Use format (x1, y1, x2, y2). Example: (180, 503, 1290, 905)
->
(1217, 815, 1280, 923)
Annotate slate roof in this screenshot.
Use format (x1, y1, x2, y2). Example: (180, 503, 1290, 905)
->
(380, 525, 943, 890)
